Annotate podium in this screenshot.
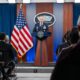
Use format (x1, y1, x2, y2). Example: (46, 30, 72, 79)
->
(33, 12, 55, 66)
(33, 30, 51, 66)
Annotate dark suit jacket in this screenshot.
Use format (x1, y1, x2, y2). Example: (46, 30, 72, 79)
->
(56, 42, 70, 55)
(50, 42, 80, 80)
(0, 41, 15, 62)
(33, 23, 48, 32)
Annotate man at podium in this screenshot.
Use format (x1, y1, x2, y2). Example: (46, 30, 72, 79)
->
(33, 16, 51, 66)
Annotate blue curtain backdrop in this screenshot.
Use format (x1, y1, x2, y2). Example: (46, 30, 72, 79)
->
(53, 4, 63, 62)
(0, 4, 16, 37)
(26, 4, 37, 62)
(73, 3, 80, 27)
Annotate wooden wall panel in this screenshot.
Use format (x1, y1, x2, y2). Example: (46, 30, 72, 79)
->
(36, 3, 53, 62)
(63, 3, 73, 35)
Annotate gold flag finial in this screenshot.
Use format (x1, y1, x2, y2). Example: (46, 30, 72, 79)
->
(20, 4, 23, 9)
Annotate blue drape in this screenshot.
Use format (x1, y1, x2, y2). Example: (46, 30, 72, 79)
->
(73, 3, 80, 27)
(53, 4, 63, 62)
(26, 4, 37, 62)
(0, 4, 16, 37)
(26, 37, 37, 62)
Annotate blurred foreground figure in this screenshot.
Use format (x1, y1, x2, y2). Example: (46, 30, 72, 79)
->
(0, 33, 16, 80)
(5, 35, 9, 44)
(50, 28, 80, 80)
(56, 30, 71, 55)
(5, 35, 17, 63)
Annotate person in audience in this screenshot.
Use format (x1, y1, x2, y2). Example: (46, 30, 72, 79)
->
(0, 32, 16, 80)
(56, 30, 71, 55)
(5, 35, 17, 63)
(50, 28, 80, 80)
(5, 35, 10, 44)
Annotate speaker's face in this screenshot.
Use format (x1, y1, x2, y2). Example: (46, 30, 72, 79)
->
(34, 12, 56, 27)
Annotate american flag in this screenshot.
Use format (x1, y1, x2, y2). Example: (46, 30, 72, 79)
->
(10, 8, 33, 58)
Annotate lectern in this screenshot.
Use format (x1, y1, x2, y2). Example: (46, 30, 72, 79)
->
(33, 23, 51, 66)
(33, 12, 55, 66)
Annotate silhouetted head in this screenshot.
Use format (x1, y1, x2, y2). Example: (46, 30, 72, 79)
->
(0, 32, 6, 41)
(63, 31, 71, 43)
(70, 28, 79, 44)
(5, 35, 9, 43)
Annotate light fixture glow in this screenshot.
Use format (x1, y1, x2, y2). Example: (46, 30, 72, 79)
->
(57, 0, 64, 3)
(8, 0, 15, 3)
(23, 0, 30, 3)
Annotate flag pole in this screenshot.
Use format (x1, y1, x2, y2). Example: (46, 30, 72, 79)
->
(20, 3, 23, 63)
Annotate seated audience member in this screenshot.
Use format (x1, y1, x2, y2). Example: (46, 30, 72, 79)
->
(0, 33, 16, 80)
(56, 31, 71, 55)
(50, 28, 80, 80)
(5, 35, 17, 63)
(5, 35, 9, 44)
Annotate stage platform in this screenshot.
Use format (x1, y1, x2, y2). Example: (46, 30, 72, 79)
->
(15, 62, 55, 73)
(5, 62, 55, 80)
(16, 73, 51, 80)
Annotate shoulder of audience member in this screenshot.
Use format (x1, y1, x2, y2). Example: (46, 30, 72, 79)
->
(59, 45, 73, 56)
(73, 41, 80, 52)
(6, 43, 12, 47)
(63, 45, 74, 52)
(5, 43, 14, 50)
(57, 45, 74, 62)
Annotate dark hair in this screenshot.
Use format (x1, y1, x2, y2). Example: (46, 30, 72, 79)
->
(63, 31, 71, 43)
(70, 28, 79, 44)
(0, 32, 6, 40)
